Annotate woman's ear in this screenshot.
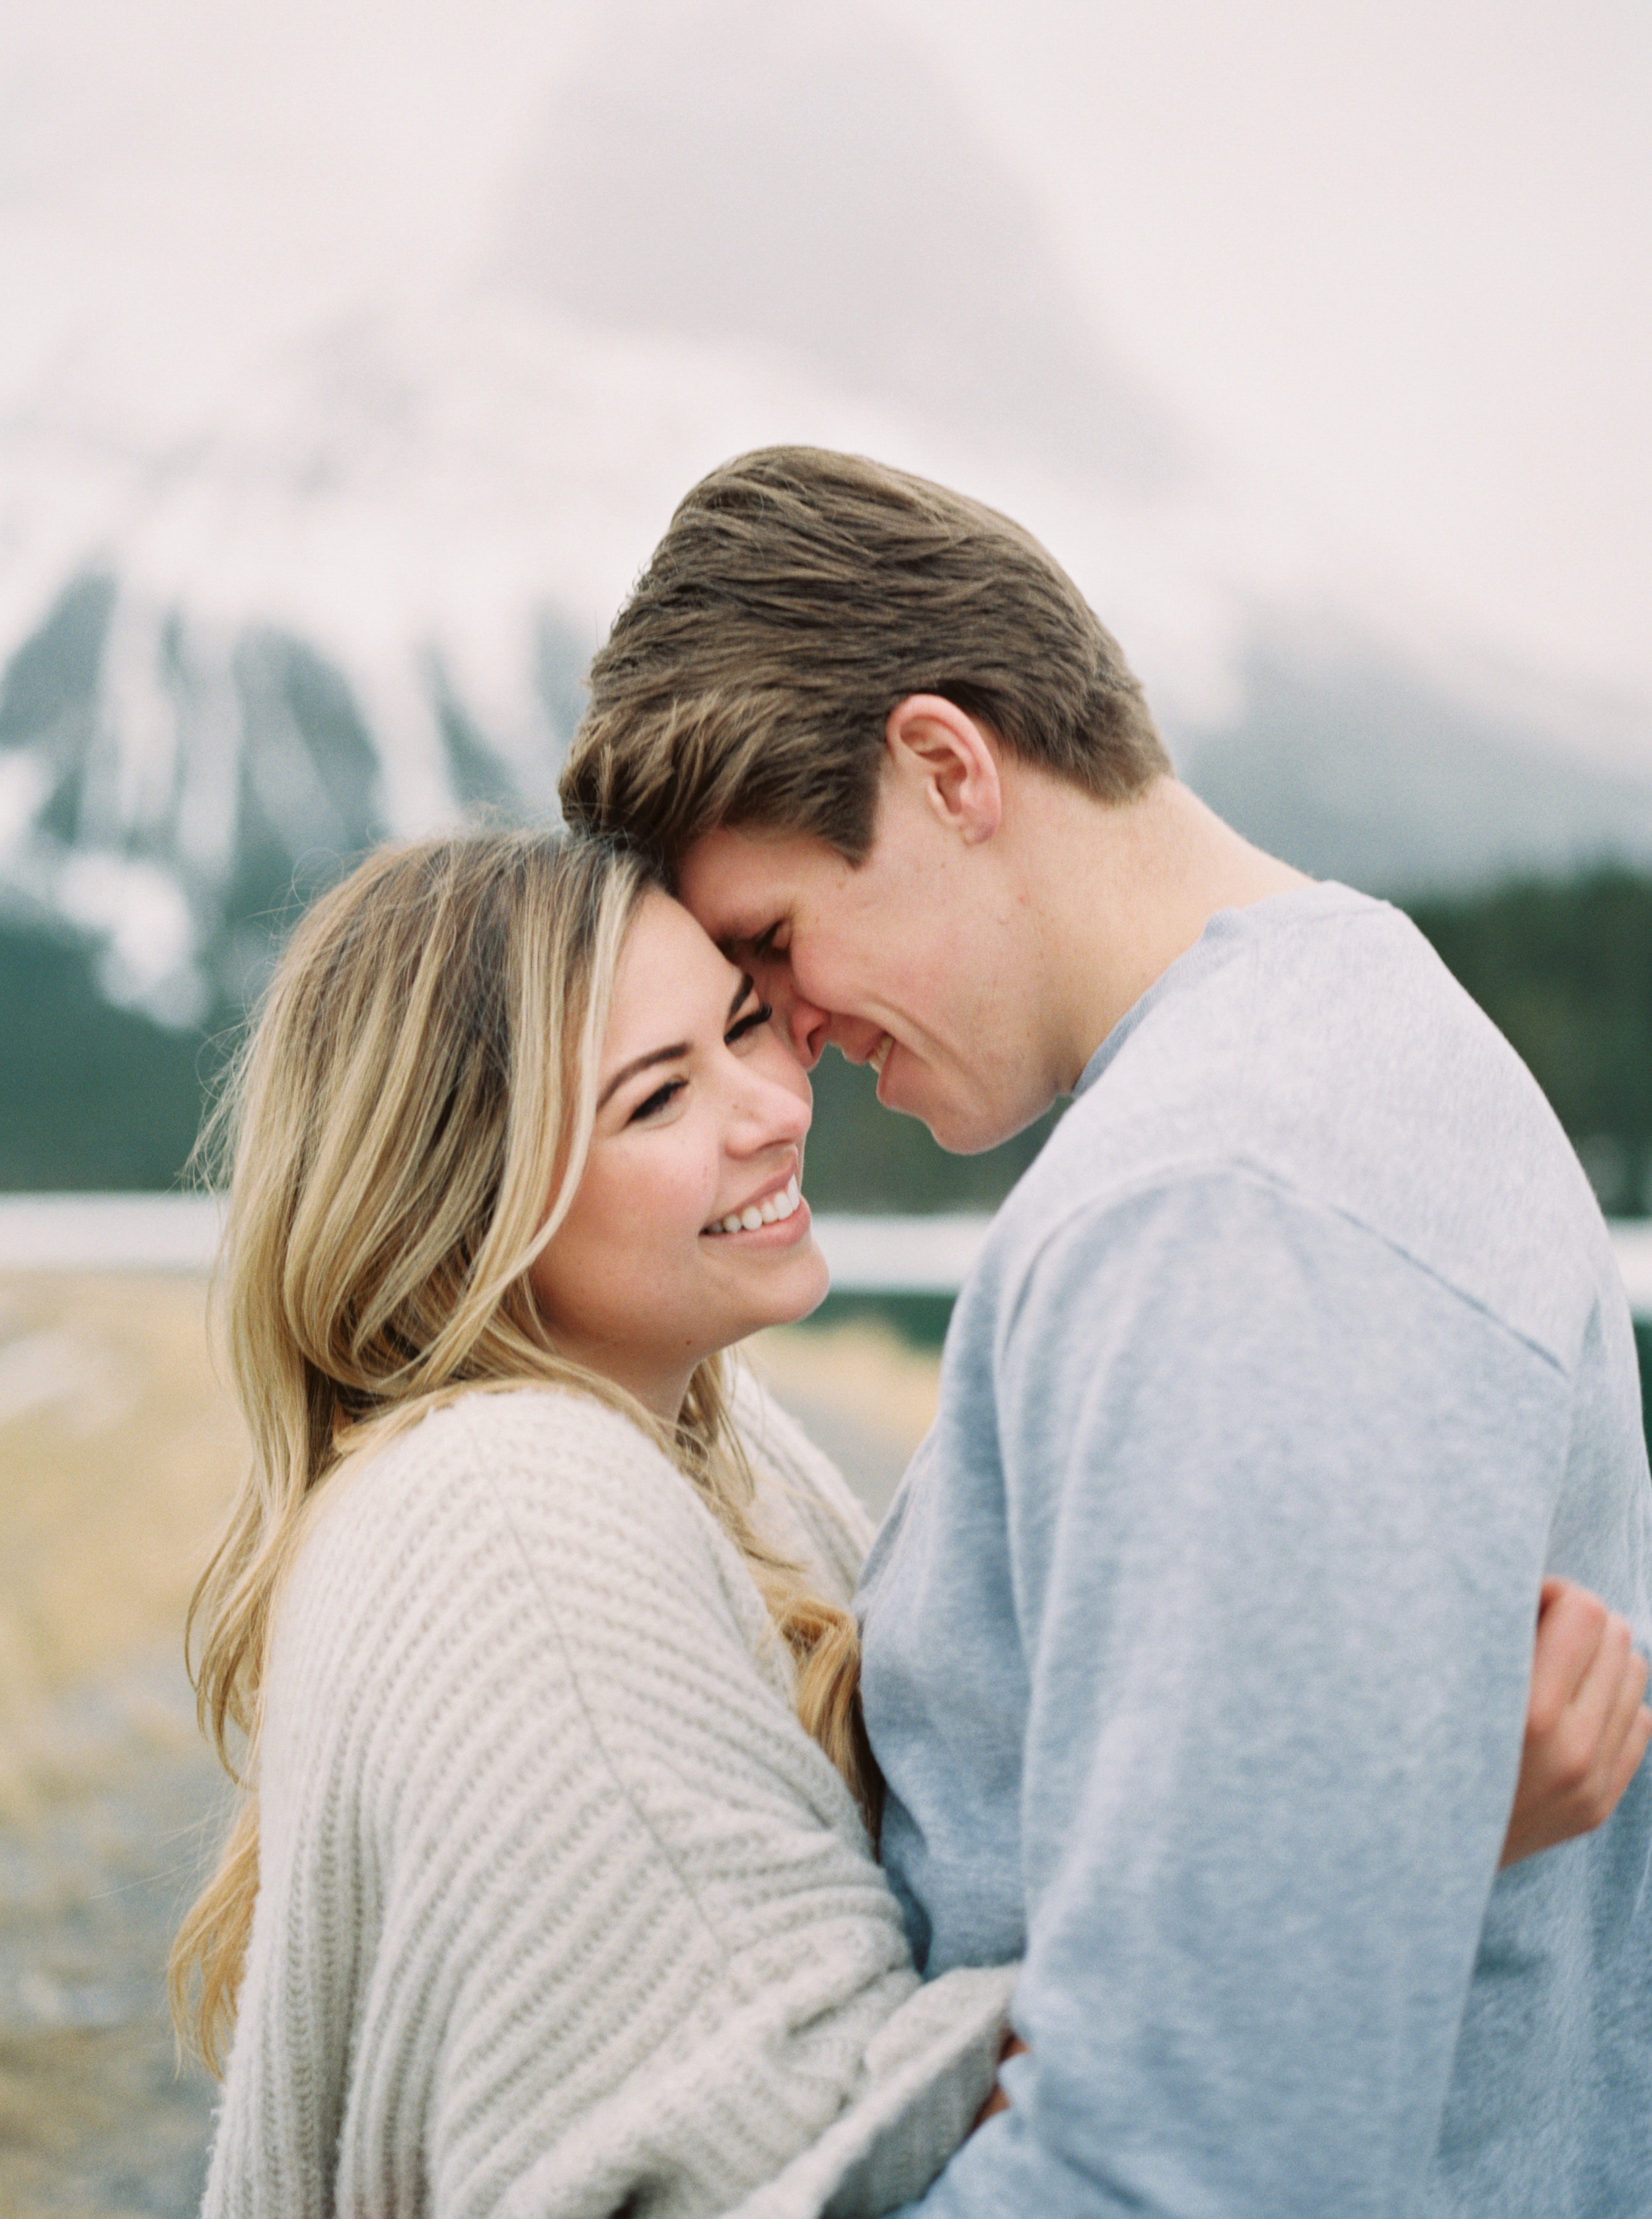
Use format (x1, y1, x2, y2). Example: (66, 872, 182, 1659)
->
(883, 695, 1003, 845)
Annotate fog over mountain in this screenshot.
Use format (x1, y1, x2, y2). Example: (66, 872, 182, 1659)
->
(1178, 642, 1652, 900)
(2, 0, 1649, 1040)
(515, 1, 1183, 497)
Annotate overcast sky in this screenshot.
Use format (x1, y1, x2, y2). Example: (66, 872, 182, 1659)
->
(2, 0, 1647, 747)
(903, 0, 1651, 700)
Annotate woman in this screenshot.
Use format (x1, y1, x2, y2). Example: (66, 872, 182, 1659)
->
(177, 829, 1012, 2219)
(174, 829, 1646, 2218)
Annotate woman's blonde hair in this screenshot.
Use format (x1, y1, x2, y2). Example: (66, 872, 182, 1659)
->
(170, 828, 878, 2075)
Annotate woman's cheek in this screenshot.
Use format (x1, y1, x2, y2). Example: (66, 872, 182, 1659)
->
(619, 1150, 702, 1255)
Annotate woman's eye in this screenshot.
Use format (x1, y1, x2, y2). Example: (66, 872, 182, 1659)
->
(628, 1078, 685, 1124)
(725, 1001, 773, 1046)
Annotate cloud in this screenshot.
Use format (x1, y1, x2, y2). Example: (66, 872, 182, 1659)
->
(512, 0, 1186, 498)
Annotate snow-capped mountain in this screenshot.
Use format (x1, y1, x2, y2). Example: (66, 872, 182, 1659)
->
(3, 0, 1651, 1039)
(0, 556, 583, 1026)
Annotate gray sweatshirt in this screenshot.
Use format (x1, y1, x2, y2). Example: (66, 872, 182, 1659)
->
(858, 883, 1651, 2218)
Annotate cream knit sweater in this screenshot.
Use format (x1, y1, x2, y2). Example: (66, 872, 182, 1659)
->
(202, 1377, 1012, 2219)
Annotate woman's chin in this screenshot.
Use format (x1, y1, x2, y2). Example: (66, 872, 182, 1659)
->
(784, 1243, 833, 1326)
(725, 1237, 832, 1342)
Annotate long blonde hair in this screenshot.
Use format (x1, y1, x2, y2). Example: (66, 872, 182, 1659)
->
(170, 828, 878, 2074)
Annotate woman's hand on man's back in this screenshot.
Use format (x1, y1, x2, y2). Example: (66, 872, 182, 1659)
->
(1502, 1577, 1651, 1867)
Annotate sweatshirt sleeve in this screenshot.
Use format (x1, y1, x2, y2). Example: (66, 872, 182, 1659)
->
(895, 1170, 1571, 2218)
(205, 1388, 1003, 2219)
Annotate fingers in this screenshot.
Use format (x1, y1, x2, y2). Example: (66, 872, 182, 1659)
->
(1609, 1696, 1652, 1812)
(1563, 1611, 1635, 1780)
(1605, 1632, 1649, 1749)
(971, 2035, 1028, 2132)
(1505, 1582, 1650, 1869)
(973, 2082, 1010, 2129)
(1525, 1579, 1610, 1746)
(1598, 1645, 1652, 1814)
(1531, 1597, 1649, 1822)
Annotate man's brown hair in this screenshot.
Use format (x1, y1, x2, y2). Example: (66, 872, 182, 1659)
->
(560, 447, 1172, 867)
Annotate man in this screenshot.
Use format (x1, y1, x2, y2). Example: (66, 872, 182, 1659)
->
(561, 449, 1652, 2214)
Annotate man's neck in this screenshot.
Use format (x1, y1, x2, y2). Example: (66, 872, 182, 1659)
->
(1008, 771, 1310, 1091)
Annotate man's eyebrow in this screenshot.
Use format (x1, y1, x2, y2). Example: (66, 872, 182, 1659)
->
(718, 921, 779, 961)
(595, 977, 755, 1111)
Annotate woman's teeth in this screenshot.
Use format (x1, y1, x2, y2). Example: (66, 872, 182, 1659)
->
(708, 1176, 802, 1236)
(868, 1035, 892, 1076)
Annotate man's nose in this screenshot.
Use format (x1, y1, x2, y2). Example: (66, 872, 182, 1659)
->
(755, 963, 833, 1070)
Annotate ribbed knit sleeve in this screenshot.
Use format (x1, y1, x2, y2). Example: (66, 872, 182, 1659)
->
(202, 1387, 1008, 2219)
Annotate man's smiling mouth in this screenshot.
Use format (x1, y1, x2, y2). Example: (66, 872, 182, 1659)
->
(704, 1176, 803, 1236)
(868, 1035, 892, 1077)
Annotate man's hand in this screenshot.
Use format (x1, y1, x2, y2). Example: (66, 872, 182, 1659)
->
(971, 2034, 1029, 2130)
(1501, 1577, 1651, 1867)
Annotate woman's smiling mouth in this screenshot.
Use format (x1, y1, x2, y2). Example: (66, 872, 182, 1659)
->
(704, 1175, 803, 1236)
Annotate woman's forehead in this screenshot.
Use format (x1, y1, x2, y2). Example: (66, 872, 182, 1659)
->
(609, 893, 741, 1037)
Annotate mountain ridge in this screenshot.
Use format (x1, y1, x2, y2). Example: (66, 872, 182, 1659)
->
(6, 563, 1652, 1045)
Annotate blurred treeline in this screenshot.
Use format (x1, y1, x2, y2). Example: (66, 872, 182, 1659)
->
(6, 866, 1652, 1215)
(1408, 872, 1652, 1219)
(10, 861, 1652, 1435)
(0, 925, 227, 1189)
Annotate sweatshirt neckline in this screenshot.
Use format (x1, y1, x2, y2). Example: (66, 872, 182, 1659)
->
(1072, 881, 1374, 1102)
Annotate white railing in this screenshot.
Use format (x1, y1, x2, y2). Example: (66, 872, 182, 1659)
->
(0, 1195, 994, 1288)
(1612, 1219, 1652, 1320)
(0, 1192, 225, 1272)
(4, 1193, 1652, 1322)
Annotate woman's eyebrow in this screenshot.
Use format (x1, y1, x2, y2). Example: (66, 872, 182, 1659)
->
(595, 977, 755, 1110)
(597, 1043, 685, 1109)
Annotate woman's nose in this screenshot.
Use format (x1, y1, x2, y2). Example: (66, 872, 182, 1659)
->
(730, 1063, 812, 1150)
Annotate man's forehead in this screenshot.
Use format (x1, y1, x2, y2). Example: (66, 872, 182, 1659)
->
(676, 828, 802, 942)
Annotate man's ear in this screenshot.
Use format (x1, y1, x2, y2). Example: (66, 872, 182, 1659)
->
(884, 695, 1002, 845)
